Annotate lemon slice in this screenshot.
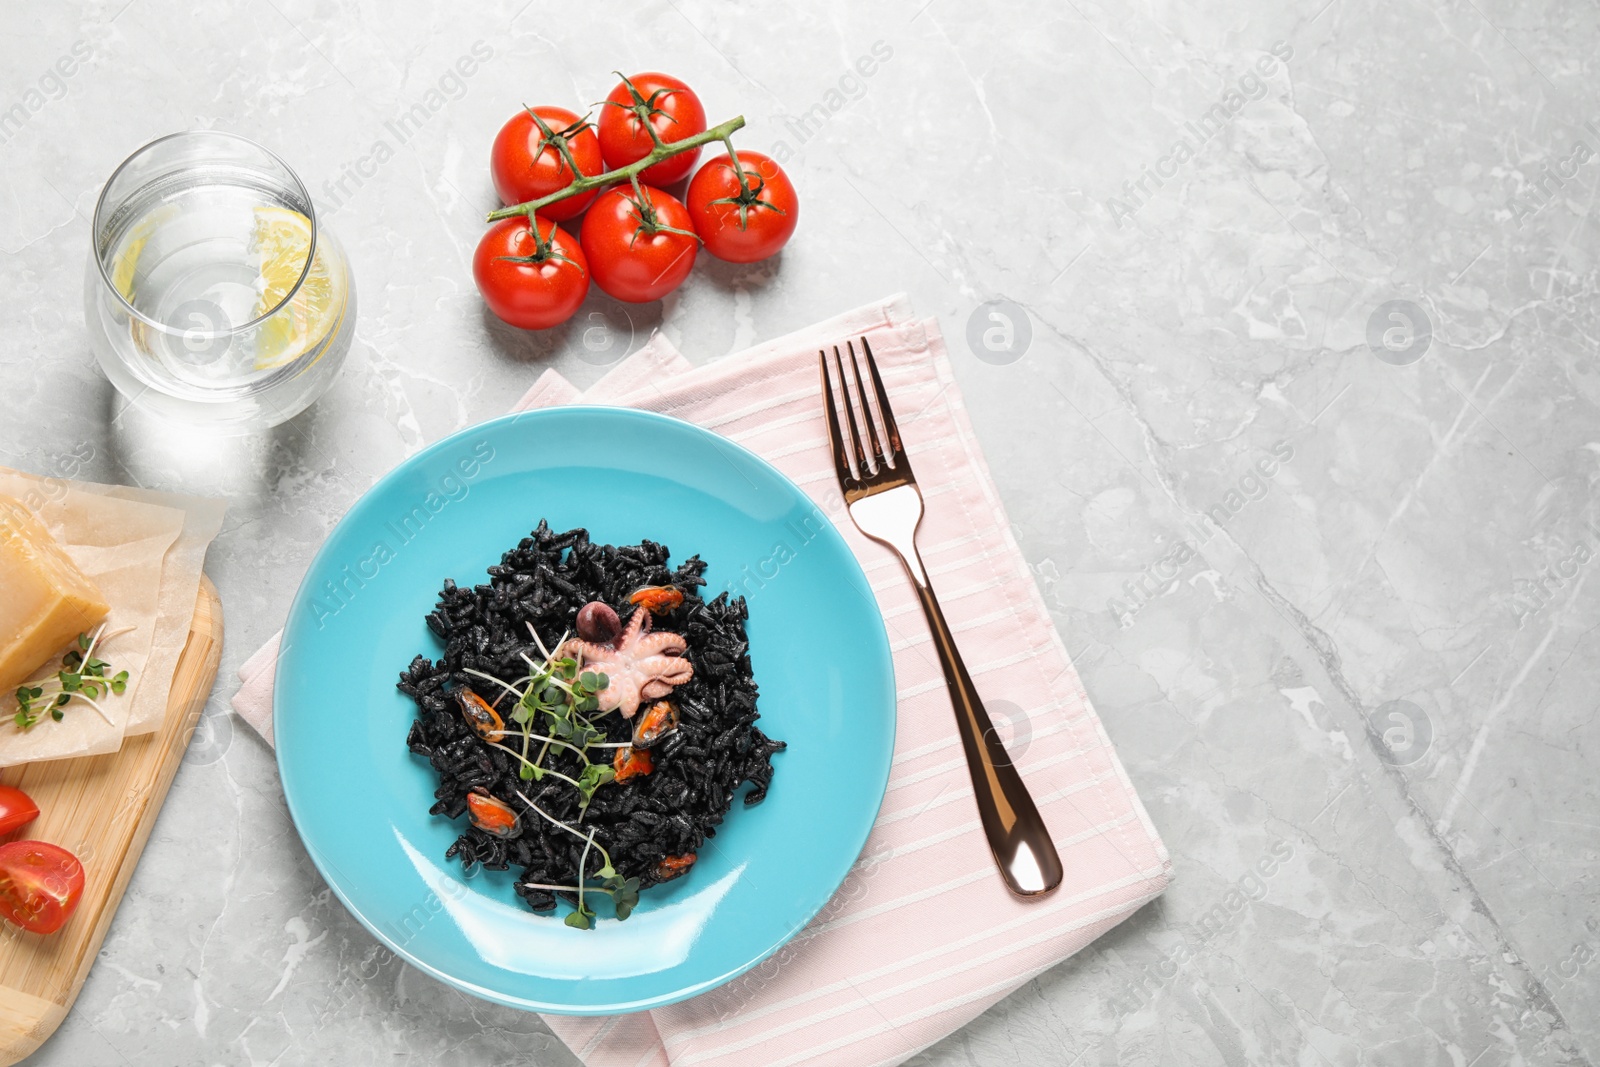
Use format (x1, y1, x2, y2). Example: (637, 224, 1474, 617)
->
(109, 208, 174, 357)
(109, 204, 175, 302)
(111, 228, 150, 302)
(250, 206, 344, 371)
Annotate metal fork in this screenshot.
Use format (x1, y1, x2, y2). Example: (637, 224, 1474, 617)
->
(820, 339, 1063, 897)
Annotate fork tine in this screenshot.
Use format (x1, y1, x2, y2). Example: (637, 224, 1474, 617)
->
(845, 341, 887, 471)
(858, 337, 903, 461)
(832, 345, 871, 477)
(818, 352, 856, 489)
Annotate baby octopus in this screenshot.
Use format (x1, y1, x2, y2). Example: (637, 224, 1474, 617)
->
(558, 604, 692, 719)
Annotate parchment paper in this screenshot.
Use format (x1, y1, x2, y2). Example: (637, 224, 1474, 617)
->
(0, 468, 227, 742)
(0, 474, 183, 766)
(98, 487, 226, 734)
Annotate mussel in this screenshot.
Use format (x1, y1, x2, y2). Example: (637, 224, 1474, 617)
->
(456, 687, 506, 742)
(613, 745, 654, 782)
(631, 699, 680, 749)
(466, 789, 522, 838)
(628, 585, 684, 615)
(652, 853, 696, 881)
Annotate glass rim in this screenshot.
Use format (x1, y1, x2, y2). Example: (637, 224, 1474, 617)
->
(90, 129, 319, 338)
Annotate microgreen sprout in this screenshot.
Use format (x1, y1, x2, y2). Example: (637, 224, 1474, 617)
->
(13, 625, 132, 731)
(463, 622, 646, 926)
(488, 628, 619, 799)
(512, 790, 639, 928)
(568, 832, 598, 929)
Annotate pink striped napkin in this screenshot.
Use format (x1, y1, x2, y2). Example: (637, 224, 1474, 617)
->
(232, 295, 1171, 1067)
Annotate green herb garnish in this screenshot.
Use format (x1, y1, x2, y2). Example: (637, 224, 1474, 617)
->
(13, 625, 130, 731)
(464, 635, 617, 805)
(458, 625, 648, 928)
(514, 790, 641, 929)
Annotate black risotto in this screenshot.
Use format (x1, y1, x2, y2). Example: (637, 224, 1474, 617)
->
(397, 521, 785, 917)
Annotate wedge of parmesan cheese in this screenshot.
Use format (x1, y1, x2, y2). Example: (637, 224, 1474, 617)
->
(0, 495, 110, 694)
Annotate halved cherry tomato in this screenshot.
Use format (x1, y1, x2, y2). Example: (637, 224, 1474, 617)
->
(580, 185, 699, 303)
(0, 840, 85, 935)
(686, 151, 799, 263)
(597, 73, 707, 186)
(490, 105, 604, 221)
(0, 786, 39, 835)
(473, 215, 590, 330)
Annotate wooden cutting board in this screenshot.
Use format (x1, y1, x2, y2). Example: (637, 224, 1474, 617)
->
(0, 578, 223, 1065)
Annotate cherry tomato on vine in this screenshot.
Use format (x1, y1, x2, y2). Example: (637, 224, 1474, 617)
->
(0, 786, 38, 835)
(490, 106, 604, 222)
(685, 151, 799, 263)
(473, 216, 590, 330)
(597, 73, 707, 186)
(0, 840, 85, 935)
(580, 185, 701, 303)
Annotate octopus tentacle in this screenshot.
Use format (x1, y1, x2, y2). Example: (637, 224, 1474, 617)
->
(555, 606, 693, 719)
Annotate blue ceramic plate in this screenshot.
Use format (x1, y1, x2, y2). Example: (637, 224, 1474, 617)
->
(275, 407, 895, 1015)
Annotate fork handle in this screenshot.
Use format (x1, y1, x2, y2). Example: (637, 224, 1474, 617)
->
(903, 558, 1064, 897)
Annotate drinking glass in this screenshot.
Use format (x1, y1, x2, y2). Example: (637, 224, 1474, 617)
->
(85, 131, 355, 432)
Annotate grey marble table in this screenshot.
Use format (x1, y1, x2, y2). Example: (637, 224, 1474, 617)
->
(2, 0, 1596, 1063)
